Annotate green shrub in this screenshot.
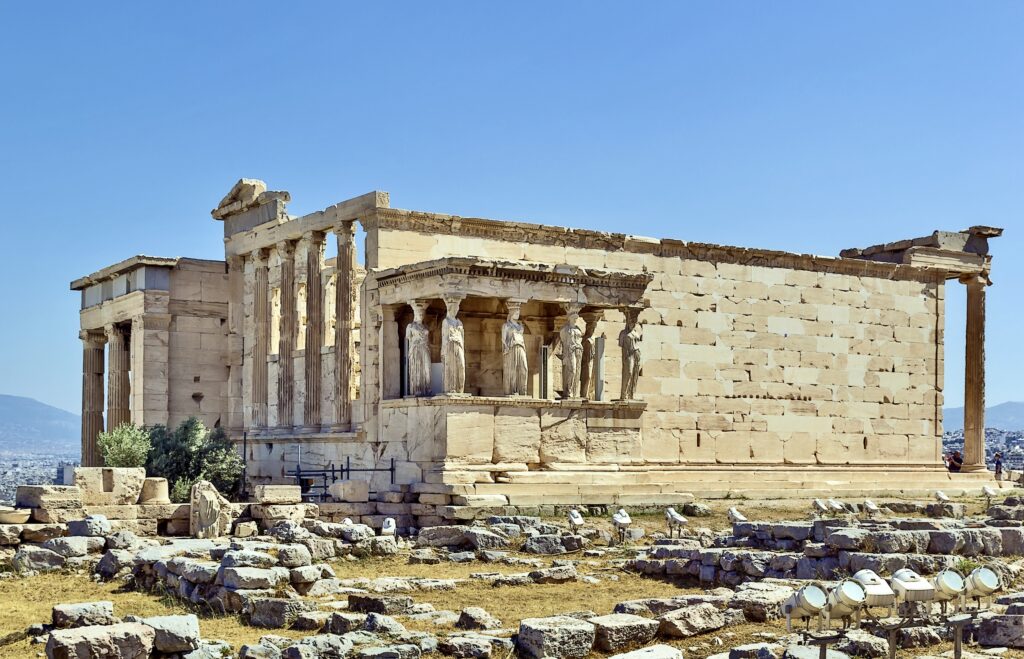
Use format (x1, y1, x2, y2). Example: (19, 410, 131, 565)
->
(96, 423, 151, 468)
(146, 417, 243, 502)
(170, 476, 198, 504)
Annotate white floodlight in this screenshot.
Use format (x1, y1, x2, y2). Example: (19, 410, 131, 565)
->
(863, 499, 882, 516)
(982, 485, 997, 508)
(964, 566, 1000, 609)
(935, 490, 951, 503)
(813, 499, 830, 515)
(821, 579, 866, 629)
(380, 517, 397, 536)
(665, 508, 688, 537)
(828, 498, 847, 513)
(891, 568, 935, 603)
(783, 583, 827, 631)
(930, 568, 965, 613)
(612, 508, 632, 544)
(342, 517, 353, 525)
(568, 508, 585, 534)
(852, 569, 896, 611)
(727, 507, 747, 523)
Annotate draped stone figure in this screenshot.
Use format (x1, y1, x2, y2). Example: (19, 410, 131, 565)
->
(502, 299, 528, 396)
(619, 309, 642, 400)
(406, 300, 431, 397)
(560, 305, 584, 398)
(441, 295, 466, 394)
(579, 311, 602, 399)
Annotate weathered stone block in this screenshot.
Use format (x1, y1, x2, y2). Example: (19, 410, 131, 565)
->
(253, 485, 302, 505)
(45, 622, 155, 658)
(518, 616, 596, 659)
(73, 467, 145, 505)
(589, 613, 659, 652)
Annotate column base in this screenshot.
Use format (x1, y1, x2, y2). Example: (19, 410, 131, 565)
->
(959, 464, 989, 473)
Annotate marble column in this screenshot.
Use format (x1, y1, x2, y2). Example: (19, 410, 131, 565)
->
(105, 323, 131, 432)
(334, 222, 356, 429)
(253, 250, 270, 428)
(80, 330, 105, 467)
(303, 231, 325, 429)
(579, 311, 603, 399)
(961, 273, 989, 471)
(276, 240, 296, 428)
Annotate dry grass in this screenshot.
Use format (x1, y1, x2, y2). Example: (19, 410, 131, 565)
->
(0, 572, 307, 657)
(0, 493, 1018, 658)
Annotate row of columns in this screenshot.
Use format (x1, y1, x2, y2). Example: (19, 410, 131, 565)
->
(79, 324, 131, 467)
(240, 223, 356, 433)
(395, 296, 640, 401)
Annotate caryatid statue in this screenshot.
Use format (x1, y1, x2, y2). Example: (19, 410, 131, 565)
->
(618, 308, 643, 400)
(502, 299, 529, 396)
(560, 304, 584, 398)
(441, 294, 466, 394)
(406, 300, 431, 397)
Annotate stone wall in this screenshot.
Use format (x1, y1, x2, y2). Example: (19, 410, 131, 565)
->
(365, 209, 944, 471)
(164, 260, 230, 429)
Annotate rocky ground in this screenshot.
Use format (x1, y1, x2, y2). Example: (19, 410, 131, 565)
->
(1, 494, 1023, 659)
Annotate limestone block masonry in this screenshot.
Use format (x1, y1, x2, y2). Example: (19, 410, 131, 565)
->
(70, 180, 1002, 503)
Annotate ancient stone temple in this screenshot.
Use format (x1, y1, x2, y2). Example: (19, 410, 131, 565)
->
(72, 179, 1002, 501)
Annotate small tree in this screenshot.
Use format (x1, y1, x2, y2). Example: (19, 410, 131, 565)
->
(96, 423, 151, 468)
(147, 417, 243, 502)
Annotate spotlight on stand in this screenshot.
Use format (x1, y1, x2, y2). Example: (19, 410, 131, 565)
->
(783, 583, 827, 632)
(820, 579, 866, 630)
(930, 568, 965, 614)
(611, 508, 632, 544)
(567, 508, 585, 534)
(727, 507, 747, 524)
(381, 517, 397, 537)
(828, 498, 848, 513)
(665, 507, 687, 538)
(863, 499, 882, 518)
(963, 566, 1001, 610)
(852, 569, 895, 616)
(982, 485, 997, 509)
(935, 490, 951, 503)
(813, 499, 830, 516)
(891, 569, 936, 612)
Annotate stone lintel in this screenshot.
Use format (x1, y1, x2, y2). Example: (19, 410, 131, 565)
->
(225, 190, 388, 257)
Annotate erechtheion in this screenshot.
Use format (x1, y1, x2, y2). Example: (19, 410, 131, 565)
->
(71, 179, 1002, 509)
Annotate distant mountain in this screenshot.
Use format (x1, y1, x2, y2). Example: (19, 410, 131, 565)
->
(944, 401, 1024, 432)
(0, 394, 79, 456)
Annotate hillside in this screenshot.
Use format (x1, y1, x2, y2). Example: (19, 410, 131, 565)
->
(0, 394, 79, 456)
(943, 401, 1024, 432)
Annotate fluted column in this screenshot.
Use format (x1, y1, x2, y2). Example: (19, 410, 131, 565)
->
(961, 273, 988, 471)
(277, 240, 296, 428)
(303, 231, 325, 429)
(253, 249, 270, 428)
(334, 222, 356, 430)
(105, 323, 131, 433)
(80, 330, 105, 467)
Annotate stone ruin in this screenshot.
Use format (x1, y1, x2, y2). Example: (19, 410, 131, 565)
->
(5, 480, 1024, 658)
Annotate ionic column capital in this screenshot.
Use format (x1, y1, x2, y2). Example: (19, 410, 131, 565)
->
(79, 329, 105, 345)
(334, 221, 357, 243)
(959, 272, 991, 287)
(276, 239, 295, 255)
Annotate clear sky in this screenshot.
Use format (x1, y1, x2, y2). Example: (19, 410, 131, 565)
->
(0, 2, 1020, 415)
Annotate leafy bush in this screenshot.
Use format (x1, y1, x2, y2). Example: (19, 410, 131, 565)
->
(96, 423, 151, 468)
(146, 417, 243, 502)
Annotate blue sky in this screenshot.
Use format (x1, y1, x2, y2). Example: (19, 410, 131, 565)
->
(0, 2, 1020, 415)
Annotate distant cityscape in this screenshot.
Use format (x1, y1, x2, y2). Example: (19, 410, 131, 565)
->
(0, 452, 77, 505)
(942, 427, 1024, 476)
